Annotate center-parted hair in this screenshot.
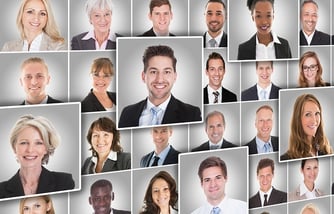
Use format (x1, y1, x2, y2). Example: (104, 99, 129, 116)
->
(149, 0, 172, 14)
(298, 51, 326, 87)
(247, 0, 274, 12)
(299, 203, 320, 214)
(19, 195, 55, 214)
(206, 52, 225, 70)
(198, 156, 227, 181)
(142, 45, 177, 73)
(256, 158, 275, 175)
(301, 158, 318, 169)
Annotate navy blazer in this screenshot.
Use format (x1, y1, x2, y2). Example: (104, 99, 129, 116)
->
(118, 95, 202, 128)
(300, 30, 330, 46)
(140, 145, 180, 167)
(203, 31, 227, 47)
(81, 89, 116, 112)
(139, 27, 175, 36)
(241, 83, 281, 101)
(237, 33, 292, 60)
(203, 85, 237, 104)
(0, 166, 74, 199)
(20, 95, 62, 105)
(71, 32, 121, 50)
(191, 139, 237, 152)
(249, 187, 287, 209)
(245, 136, 279, 155)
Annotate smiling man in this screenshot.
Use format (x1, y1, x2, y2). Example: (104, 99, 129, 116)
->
(118, 45, 201, 128)
(20, 57, 62, 105)
(140, 0, 175, 36)
(241, 61, 281, 101)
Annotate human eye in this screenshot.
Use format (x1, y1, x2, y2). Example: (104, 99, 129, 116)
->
(163, 187, 169, 192)
(40, 11, 47, 16)
(206, 11, 213, 16)
(36, 141, 44, 145)
(216, 12, 222, 16)
(19, 141, 28, 145)
(25, 9, 34, 14)
(203, 178, 210, 183)
(23, 206, 29, 211)
(304, 112, 311, 117)
(24, 75, 32, 80)
(315, 111, 321, 116)
(34, 204, 41, 208)
(149, 69, 157, 75)
(216, 175, 222, 180)
(105, 12, 111, 17)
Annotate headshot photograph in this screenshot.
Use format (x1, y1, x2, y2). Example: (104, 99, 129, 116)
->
(0, 103, 80, 200)
(117, 37, 203, 129)
(70, 171, 131, 214)
(0, 0, 68, 52)
(228, 0, 299, 61)
(179, 148, 248, 214)
(0, 52, 68, 106)
(133, 165, 178, 214)
(133, 0, 188, 36)
(248, 203, 287, 214)
(279, 88, 334, 161)
(288, 197, 330, 214)
(189, 103, 241, 152)
(287, 47, 331, 88)
(70, 0, 131, 50)
(81, 112, 131, 175)
(69, 50, 116, 112)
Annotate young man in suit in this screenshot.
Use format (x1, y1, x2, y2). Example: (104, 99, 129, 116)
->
(20, 57, 62, 105)
(300, 0, 330, 46)
(140, 0, 175, 36)
(191, 110, 237, 152)
(245, 105, 279, 155)
(89, 179, 130, 214)
(140, 126, 180, 167)
(203, 0, 227, 47)
(203, 52, 237, 104)
(118, 45, 202, 128)
(249, 158, 287, 209)
(241, 61, 281, 101)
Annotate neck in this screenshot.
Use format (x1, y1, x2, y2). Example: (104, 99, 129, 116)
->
(159, 205, 170, 214)
(258, 135, 270, 142)
(97, 151, 110, 162)
(304, 180, 314, 191)
(257, 32, 273, 46)
(26, 94, 47, 104)
(154, 28, 169, 36)
(155, 144, 169, 155)
(208, 30, 222, 39)
(94, 30, 109, 46)
(258, 82, 270, 89)
(19, 166, 42, 194)
(208, 194, 224, 206)
(307, 80, 316, 87)
(149, 94, 170, 106)
(209, 84, 221, 91)
(303, 29, 314, 37)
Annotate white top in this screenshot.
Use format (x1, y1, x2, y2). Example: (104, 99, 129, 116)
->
(302, 30, 315, 46)
(191, 196, 247, 214)
(139, 95, 171, 126)
(256, 83, 272, 100)
(82, 29, 116, 50)
(205, 31, 224, 48)
(255, 31, 281, 59)
(22, 33, 43, 51)
(299, 182, 317, 199)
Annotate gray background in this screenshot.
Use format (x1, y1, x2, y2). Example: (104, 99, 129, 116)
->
(189, 102, 241, 149)
(132, 124, 188, 168)
(279, 87, 334, 160)
(132, 0, 188, 36)
(287, 196, 331, 214)
(0, 103, 81, 199)
(0, 52, 69, 106)
(0, 0, 69, 50)
(179, 147, 248, 214)
(70, 0, 131, 38)
(117, 37, 203, 129)
(228, 0, 299, 61)
(70, 171, 131, 213)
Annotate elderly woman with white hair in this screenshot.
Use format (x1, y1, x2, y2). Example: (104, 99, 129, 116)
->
(71, 0, 121, 50)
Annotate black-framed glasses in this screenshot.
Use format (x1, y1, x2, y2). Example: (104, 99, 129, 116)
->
(302, 64, 318, 72)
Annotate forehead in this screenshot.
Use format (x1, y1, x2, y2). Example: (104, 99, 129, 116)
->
(303, 159, 318, 167)
(303, 57, 317, 64)
(207, 114, 223, 123)
(24, 0, 46, 9)
(302, 2, 318, 12)
(258, 166, 273, 174)
(257, 62, 272, 68)
(152, 127, 169, 132)
(257, 108, 273, 117)
(254, 1, 273, 11)
(152, 178, 169, 188)
(24, 197, 46, 205)
(302, 100, 319, 111)
(22, 62, 47, 72)
(152, 4, 171, 12)
(147, 56, 173, 68)
(206, 2, 224, 12)
(202, 166, 223, 177)
(91, 186, 111, 195)
(208, 58, 224, 67)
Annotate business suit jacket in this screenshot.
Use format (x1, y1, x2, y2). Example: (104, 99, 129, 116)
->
(118, 95, 202, 128)
(81, 89, 116, 112)
(2, 34, 67, 51)
(71, 32, 121, 50)
(300, 30, 330, 46)
(112, 208, 131, 214)
(191, 139, 237, 152)
(81, 152, 131, 175)
(140, 145, 180, 167)
(245, 136, 279, 155)
(203, 85, 237, 104)
(203, 31, 227, 47)
(139, 27, 175, 36)
(237, 33, 292, 60)
(288, 184, 323, 202)
(332, 183, 334, 194)
(241, 83, 281, 101)
(249, 187, 287, 209)
(20, 95, 62, 105)
(0, 166, 74, 199)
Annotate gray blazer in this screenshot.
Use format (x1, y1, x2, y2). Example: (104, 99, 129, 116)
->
(288, 184, 324, 202)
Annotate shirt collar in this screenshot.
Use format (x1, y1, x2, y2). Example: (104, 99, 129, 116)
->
(24, 95, 48, 105)
(209, 139, 223, 149)
(255, 136, 272, 150)
(299, 182, 317, 196)
(255, 31, 281, 45)
(256, 83, 272, 100)
(82, 29, 116, 42)
(92, 150, 117, 166)
(146, 95, 171, 111)
(23, 32, 44, 51)
(154, 144, 171, 160)
(302, 30, 315, 45)
(206, 31, 224, 47)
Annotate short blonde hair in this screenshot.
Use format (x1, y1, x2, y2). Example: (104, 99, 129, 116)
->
(19, 195, 55, 214)
(300, 203, 320, 214)
(10, 114, 60, 165)
(21, 57, 49, 74)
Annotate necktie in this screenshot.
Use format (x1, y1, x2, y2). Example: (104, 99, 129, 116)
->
(260, 89, 267, 100)
(212, 207, 221, 214)
(210, 144, 220, 150)
(151, 156, 160, 166)
(264, 143, 271, 153)
(263, 194, 268, 206)
(213, 91, 219, 103)
(150, 106, 161, 125)
(209, 39, 217, 48)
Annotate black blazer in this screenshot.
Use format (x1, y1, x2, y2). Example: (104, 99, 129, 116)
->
(113, 209, 131, 214)
(332, 183, 334, 194)
(300, 30, 330, 46)
(118, 95, 202, 128)
(191, 139, 237, 152)
(237, 33, 292, 60)
(245, 136, 279, 155)
(203, 85, 237, 104)
(241, 83, 281, 101)
(139, 28, 175, 36)
(249, 187, 287, 209)
(203, 31, 227, 47)
(71, 32, 121, 50)
(140, 145, 180, 167)
(20, 95, 62, 105)
(0, 166, 74, 199)
(81, 89, 116, 112)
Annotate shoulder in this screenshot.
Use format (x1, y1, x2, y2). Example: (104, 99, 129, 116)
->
(271, 83, 281, 90)
(118, 152, 131, 161)
(239, 34, 256, 48)
(191, 142, 209, 152)
(47, 96, 62, 103)
(140, 28, 155, 37)
(272, 187, 287, 196)
(227, 198, 247, 211)
(107, 91, 117, 104)
(170, 96, 200, 112)
(72, 32, 89, 40)
(2, 40, 22, 51)
(42, 34, 66, 51)
(121, 99, 146, 113)
(277, 36, 290, 46)
(191, 205, 206, 214)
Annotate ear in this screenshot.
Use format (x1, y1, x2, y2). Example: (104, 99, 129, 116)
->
(89, 196, 93, 205)
(148, 12, 152, 21)
(46, 74, 50, 85)
(19, 77, 23, 86)
(111, 192, 115, 201)
(141, 71, 146, 83)
(46, 201, 52, 212)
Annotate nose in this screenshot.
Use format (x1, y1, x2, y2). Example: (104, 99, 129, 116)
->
(155, 71, 164, 82)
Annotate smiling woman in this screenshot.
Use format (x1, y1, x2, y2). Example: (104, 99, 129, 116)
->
(19, 195, 55, 214)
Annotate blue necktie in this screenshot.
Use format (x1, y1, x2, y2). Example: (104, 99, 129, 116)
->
(212, 207, 221, 214)
(264, 143, 271, 153)
(150, 106, 161, 125)
(260, 89, 267, 100)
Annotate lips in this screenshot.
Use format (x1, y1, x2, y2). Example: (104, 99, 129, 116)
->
(30, 22, 40, 27)
(23, 155, 38, 160)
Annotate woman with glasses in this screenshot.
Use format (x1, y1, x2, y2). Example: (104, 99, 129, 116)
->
(298, 51, 330, 87)
(81, 57, 116, 112)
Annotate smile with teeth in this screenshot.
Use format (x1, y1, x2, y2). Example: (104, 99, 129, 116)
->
(260, 25, 270, 30)
(23, 155, 38, 160)
(30, 22, 40, 27)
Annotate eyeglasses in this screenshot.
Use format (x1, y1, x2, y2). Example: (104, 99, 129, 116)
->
(302, 64, 318, 72)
